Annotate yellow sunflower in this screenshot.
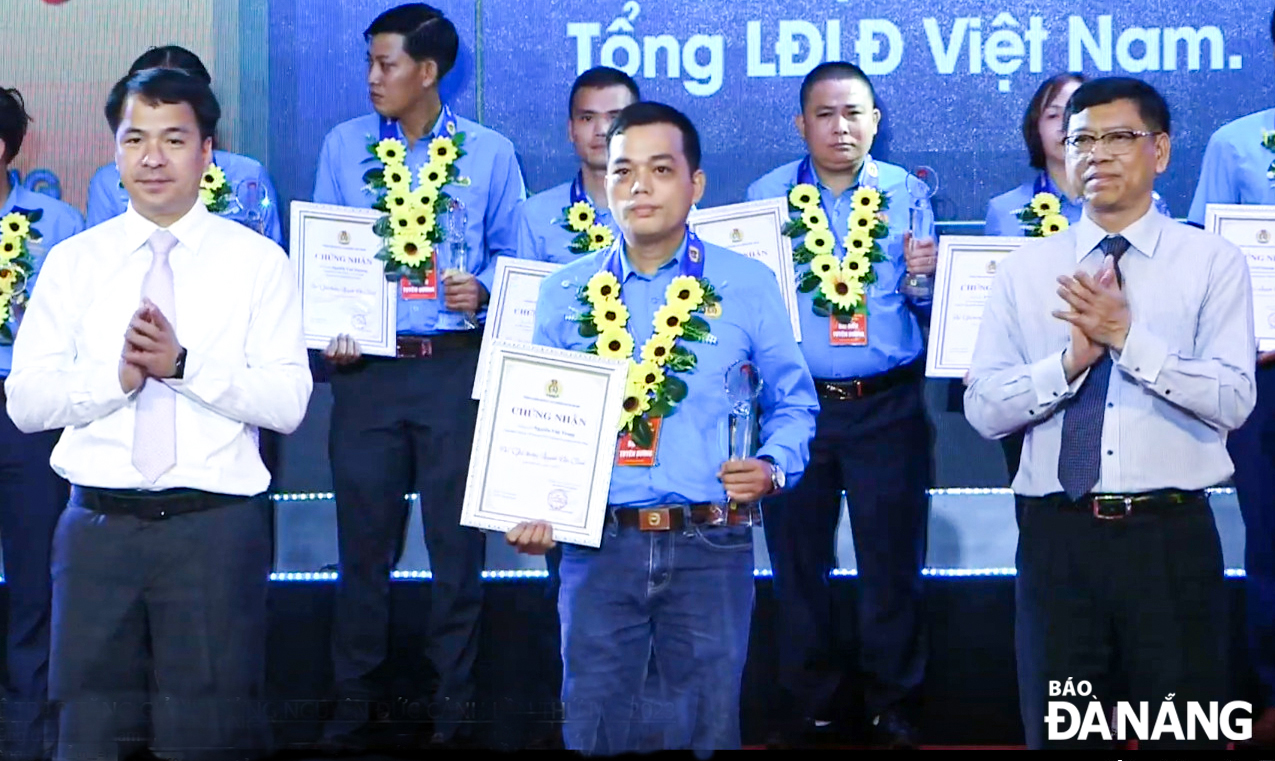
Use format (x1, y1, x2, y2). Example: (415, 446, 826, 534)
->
(0, 237, 20, 262)
(0, 300, 9, 324)
(412, 184, 439, 211)
(810, 254, 839, 279)
(653, 304, 690, 337)
(199, 188, 216, 207)
(0, 214, 29, 240)
(665, 275, 704, 311)
(592, 300, 630, 332)
(567, 201, 595, 232)
(804, 229, 834, 256)
(427, 136, 459, 165)
(588, 225, 614, 250)
(840, 250, 871, 280)
(586, 271, 622, 305)
(389, 208, 420, 236)
(406, 204, 437, 235)
(389, 236, 432, 268)
(630, 359, 665, 392)
(1030, 192, 1061, 217)
(820, 270, 865, 311)
(0, 267, 16, 293)
(851, 187, 882, 214)
(374, 138, 407, 166)
(788, 183, 820, 210)
(385, 189, 412, 213)
(844, 230, 874, 256)
(419, 161, 448, 189)
(596, 328, 635, 360)
(801, 207, 830, 231)
(641, 332, 677, 366)
(1040, 214, 1069, 236)
(848, 209, 877, 235)
(618, 376, 652, 431)
(383, 165, 412, 191)
(199, 164, 227, 192)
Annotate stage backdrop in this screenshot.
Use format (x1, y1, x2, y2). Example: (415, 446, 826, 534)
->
(6, 0, 1273, 496)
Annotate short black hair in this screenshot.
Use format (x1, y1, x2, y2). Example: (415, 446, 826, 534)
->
(799, 62, 876, 113)
(606, 102, 702, 172)
(128, 45, 212, 85)
(1023, 73, 1086, 170)
(0, 88, 31, 164)
(364, 3, 459, 79)
(569, 66, 640, 117)
(105, 68, 221, 142)
(1064, 77, 1171, 136)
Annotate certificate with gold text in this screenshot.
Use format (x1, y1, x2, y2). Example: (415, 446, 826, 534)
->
(927, 235, 1027, 378)
(461, 340, 628, 548)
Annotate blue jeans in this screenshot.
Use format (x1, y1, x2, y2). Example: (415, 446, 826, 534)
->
(558, 518, 756, 755)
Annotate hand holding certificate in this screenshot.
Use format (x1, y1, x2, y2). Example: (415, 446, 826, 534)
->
(461, 340, 628, 548)
(290, 201, 397, 357)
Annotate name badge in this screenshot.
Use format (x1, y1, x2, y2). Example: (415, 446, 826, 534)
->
(829, 314, 868, 346)
(400, 258, 439, 300)
(615, 417, 663, 467)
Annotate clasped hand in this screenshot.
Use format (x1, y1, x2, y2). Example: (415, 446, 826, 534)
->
(119, 299, 183, 394)
(1053, 255, 1130, 380)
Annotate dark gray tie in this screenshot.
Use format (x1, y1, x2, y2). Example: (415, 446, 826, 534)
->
(1056, 235, 1129, 500)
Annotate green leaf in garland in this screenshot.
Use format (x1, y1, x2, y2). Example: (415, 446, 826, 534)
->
(25, 208, 43, 224)
(362, 168, 384, 186)
(453, 132, 467, 147)
(631, 415, 654, 449)
(373, 216, 392, 237)
(798, 269, 821, 293)
(666, 345, 697, 372)
(578, 317, 599, 338)
(648, 394, 674, 419)
(792, 244, 814, 265)
(812, 297, 832, 318)
(663, 374, 688, 403)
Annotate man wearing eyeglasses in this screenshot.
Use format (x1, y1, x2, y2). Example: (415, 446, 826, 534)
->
(1186, 7, 1275, 747)
(965, 77, 1255, 749)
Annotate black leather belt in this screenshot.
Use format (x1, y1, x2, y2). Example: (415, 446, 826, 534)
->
(611, 503, 761, 531)
(1019, 489, 1208, 520)
(395, 331, 482, 359)
(71, 486, 250, 521)
(814, 359, 923, 402)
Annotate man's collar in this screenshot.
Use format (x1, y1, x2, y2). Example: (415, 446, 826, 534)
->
(805, 153, 873, 195)
(122, 199, 213, 257)
(1073, 203, 1165, 262)
(619, 231, 688, 281)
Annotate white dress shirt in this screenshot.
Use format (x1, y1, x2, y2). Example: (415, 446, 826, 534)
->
(5, 201, 312, 496)
(964, 205, 1256, 496)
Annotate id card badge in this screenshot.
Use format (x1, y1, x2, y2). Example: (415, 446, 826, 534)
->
(829, 314, 868, 346)
(400, 257, 439, 300)
(616, 418, 663, 467)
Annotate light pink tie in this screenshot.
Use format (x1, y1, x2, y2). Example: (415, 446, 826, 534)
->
(132, 229, 178, 482)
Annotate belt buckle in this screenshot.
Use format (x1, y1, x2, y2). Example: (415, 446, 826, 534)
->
(639, 507, 671, 531)
(396, 337, 433, 358)
(1092, 495, 1132, 520)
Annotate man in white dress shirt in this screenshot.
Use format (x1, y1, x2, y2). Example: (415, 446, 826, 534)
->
(5, 68, 312, 761)
(965, 77, 1256, 750)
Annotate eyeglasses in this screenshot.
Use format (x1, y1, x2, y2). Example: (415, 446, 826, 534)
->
(1062, 130, 1159, 156)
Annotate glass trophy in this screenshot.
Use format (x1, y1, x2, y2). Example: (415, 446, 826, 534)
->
(8, 270, 27, 332)
(235, 179, 269, 236)
(719, 360, 764, 524)
(443, 198, 479, 330)
(900, 166, 939, 299)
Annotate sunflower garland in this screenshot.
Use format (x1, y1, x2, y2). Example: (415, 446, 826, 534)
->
(570, 270, 720, 449)
(1262, 129, 1275, 182)
(783, 183, 889, 318)
(363, 121, 469, 285)
(1017, 191, 1069, 237)
(198, 164, 233, 214)
(561, 199, 615, 254)
(0, 208, 41, 345)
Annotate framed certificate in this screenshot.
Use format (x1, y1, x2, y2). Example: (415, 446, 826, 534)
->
(927, 235, 1027, 378)
(471, 258, 562, 400)
(290, 201, 397, 357)
(689, 198, 802, 341)
(461, 340, 628, 548)
(1205, 204, 1275, 351)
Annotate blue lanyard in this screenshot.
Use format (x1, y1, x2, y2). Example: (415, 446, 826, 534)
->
(602, 227, 706, 285)
(797, 154, 878, 252)
(570, 171, 588, 205)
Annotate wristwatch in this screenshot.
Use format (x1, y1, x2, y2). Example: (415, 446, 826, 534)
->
(759, 455, 785, 494)
(172, 347, 188, 380)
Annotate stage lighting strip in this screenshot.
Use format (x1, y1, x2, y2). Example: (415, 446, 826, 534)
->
(269, 488, 1238, 502)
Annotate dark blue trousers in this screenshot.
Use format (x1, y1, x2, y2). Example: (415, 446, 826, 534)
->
(0, 406, 66, 761)
(49, 492, 272, 761)
(761, 379, 931, 723)
(326, 349, 486, 741)
(1228, 363, 1275, 707)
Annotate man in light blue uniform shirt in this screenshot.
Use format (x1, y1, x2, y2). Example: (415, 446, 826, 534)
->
(1186, 7, 1275, 746)
(313, 4, 525, 751)
(508, 102, 818, 755)
(745, 62, 936, 749)
(0, 86, 85, 761)
(84, 46, 282, 245)
(514, 66, 637, 264)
